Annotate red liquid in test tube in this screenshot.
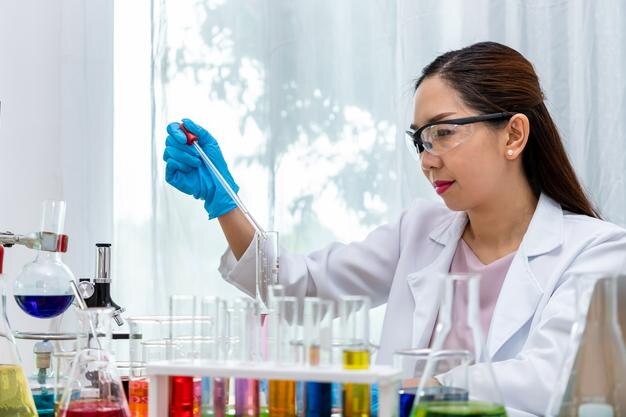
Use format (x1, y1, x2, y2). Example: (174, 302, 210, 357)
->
(170, 376, 201, 417)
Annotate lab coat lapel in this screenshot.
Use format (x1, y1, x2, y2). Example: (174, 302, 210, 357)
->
(407, 211, 467, 347)
(486, 194, 563, 359)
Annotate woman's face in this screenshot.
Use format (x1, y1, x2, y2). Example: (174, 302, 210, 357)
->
(412, 76, 512, 212)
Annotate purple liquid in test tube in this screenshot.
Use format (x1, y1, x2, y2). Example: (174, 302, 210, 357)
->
(213, 378, 228, 417)
(236, 379, 260, 417)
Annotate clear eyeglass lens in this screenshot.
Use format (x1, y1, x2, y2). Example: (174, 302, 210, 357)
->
(422, 124, 470, 155)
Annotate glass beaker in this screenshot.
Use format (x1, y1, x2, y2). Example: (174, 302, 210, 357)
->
(393, 349, 470, 417)
(57, 348, 131, 417)
(0, 252, 38, 416)
(256, 231, 279, 313)
(411, 273, 506, 416)
(13, 200, 75, 318)
(546, 275, 626, 417)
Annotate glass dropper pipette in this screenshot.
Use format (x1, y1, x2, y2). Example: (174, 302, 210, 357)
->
(179, 123, 267, 238)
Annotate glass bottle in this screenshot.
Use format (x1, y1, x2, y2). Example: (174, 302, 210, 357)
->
(410, 273, 507, 417)
(546, 275, 626, 417)
(13, 200, 75, 319)
(0, 244, 38, 416)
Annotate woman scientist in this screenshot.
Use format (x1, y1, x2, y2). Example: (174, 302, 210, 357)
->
(163, 42, 626, 416)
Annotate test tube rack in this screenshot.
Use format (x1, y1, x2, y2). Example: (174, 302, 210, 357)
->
(146, 360, 401, 417)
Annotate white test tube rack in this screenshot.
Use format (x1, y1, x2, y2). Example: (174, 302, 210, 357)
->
(147, 360, 401, 417)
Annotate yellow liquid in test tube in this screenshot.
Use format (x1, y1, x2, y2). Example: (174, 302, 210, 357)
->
(0, 364, 38, 417)
(342, 349, 370, 417)
(268, 380, 296, 417)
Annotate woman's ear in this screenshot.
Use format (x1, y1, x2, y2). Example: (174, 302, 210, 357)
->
(504, 113, 530, 160)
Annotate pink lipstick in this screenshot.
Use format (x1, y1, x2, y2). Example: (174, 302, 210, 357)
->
(433, 180, 455, 195)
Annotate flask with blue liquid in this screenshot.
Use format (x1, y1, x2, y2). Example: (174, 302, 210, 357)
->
(13, 200, 75, 318)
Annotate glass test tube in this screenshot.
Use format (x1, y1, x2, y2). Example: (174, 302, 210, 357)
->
(169, 295, 201, 417)
(257, 285, 285, 417)
(339, 296, 371, 417)
(198, 296, 220, 417)
(128, 315, 178, 417)
(303, 298, 334, 417)
(268, 296, 299, 417)
(232, 298, 260, 417)
(256, 232, 279, 314)
(210, 298, 230, 417)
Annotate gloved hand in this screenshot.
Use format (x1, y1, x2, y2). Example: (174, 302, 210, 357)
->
(163, 118, 239, 219)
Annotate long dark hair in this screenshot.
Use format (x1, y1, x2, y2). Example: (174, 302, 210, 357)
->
(415, 41, 600, 218)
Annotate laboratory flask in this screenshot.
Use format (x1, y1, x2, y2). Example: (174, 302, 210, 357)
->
(58, 304, 130, 416)
(57, 348, 131, 417)
(0, 245, 38, 417)
(76, 307, 114, 352)
(393, 349, 470, 417)
(411, 273, 506, 417)
(13, 200, 75, 318)
(546, 275, 626, 417)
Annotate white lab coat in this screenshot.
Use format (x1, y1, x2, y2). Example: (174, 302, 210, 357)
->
(219, 193, 626, 416)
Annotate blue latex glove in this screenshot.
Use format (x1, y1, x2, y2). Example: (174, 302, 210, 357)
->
(163, 118, 239, 219)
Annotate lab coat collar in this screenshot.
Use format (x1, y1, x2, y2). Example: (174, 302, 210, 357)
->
(519, 193, 564, 258)
(428, 193, 563, 260)
(415, 193, 563, 358)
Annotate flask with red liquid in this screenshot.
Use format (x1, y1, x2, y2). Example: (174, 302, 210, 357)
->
(57, 308, 130, 417)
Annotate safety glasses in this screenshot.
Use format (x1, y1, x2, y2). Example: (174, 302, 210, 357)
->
(405, 112, 515, 156)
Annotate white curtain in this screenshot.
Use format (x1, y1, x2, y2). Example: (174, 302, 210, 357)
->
(113, 0, 626, 342)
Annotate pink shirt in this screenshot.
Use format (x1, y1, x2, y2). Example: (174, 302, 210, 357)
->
(441, 239, 516, 351)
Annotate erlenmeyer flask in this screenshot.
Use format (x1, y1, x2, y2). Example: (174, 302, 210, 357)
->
(411, 273, 506, 416)
(57, 348, 130, 417)
(393, 349, 470, 417)
(0, 246, 38, 416)
(13, 200, 75, 318)
(546, 276, 626, 417)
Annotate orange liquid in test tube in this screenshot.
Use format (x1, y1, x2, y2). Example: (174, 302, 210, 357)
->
(129, 378, 149, 417)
